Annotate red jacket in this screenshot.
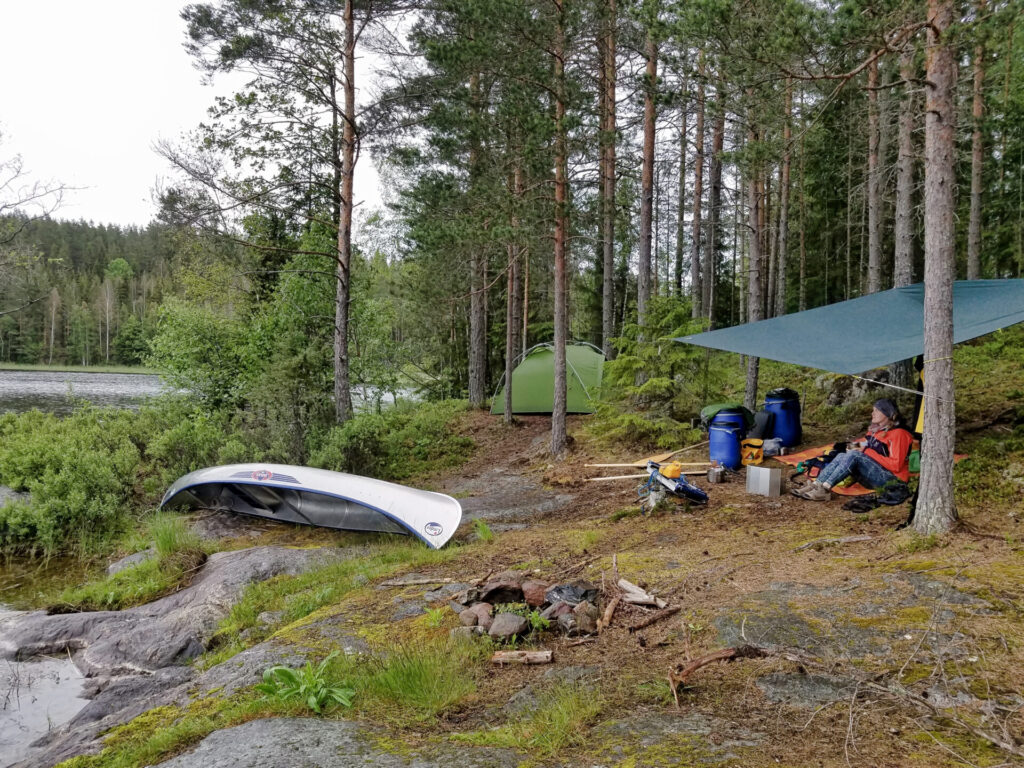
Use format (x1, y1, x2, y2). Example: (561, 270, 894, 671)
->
(862, 426, 913, 481)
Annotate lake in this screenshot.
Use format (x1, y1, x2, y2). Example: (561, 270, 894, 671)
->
(0, 370, 167, 415)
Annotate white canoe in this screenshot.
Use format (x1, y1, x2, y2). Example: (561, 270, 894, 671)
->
(159, 463, 462, 549)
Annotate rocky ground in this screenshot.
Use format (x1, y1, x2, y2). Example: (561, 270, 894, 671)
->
(3, 412, 1024, 767)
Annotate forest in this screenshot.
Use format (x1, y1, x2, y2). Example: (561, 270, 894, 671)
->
(1, 0, 1022, 543)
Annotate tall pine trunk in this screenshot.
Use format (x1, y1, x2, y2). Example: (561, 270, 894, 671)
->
(600, 0, 617, 358)
(691, 60, 705, 317)
(967, 0, 986, 280)
(333, 0, 356, 424)
(893, 46, 917, 388)
(637, 30, 657, 326)
(744, 123, 762, 411)
(706, 84, 724, 326)
(504, 163, 524, 424)
(916, 0, 958, 534)
(551, 0, 569, 457)
(675, 74, 687, 298)
(468, 73, 487, 408)
(894, 45, 916, 289)
(866, 57, 882, 294)
(776, 80, 792, 316)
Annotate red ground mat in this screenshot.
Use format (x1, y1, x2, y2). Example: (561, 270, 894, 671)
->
(773, 444, 967, 497)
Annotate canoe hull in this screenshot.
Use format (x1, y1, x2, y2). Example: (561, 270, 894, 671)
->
(160, 464, 462, 549)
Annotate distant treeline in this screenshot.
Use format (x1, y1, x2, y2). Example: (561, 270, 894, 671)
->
(0, 216, 178, 365)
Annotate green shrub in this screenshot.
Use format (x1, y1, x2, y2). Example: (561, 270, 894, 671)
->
(589, 296, 725, 449)
(309, 399, 473, 480)
(0, 408, 140, 555)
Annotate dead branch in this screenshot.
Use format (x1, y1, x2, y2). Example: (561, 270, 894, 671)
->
(628, 606, 681, 633)
(491, 650, 553, 665)
(379, 577, 458, 587)
(618, 578, 668, 609)
(667, 645, 769, 707)
(794, 535, 873, 552)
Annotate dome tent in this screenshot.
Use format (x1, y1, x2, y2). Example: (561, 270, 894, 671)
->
(491, 342, 605, 415)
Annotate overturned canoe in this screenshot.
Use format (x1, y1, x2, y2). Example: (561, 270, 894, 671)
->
(159, 463, 462, 549)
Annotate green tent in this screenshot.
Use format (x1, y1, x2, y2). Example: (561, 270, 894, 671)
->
(491, 342, 605, 415)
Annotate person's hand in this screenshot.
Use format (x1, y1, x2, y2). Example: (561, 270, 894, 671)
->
(850, 444, 863, 453)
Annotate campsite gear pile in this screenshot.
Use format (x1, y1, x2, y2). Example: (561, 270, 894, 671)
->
(702, 391, 803, 470)
(841, 481, 913, 512)
(638, 461, 709, 511)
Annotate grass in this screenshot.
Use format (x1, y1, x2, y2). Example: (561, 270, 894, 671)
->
(0, 362, 158, 374)
(472, 518, 494, 542)
(451, 683, 603, 758)
(341, 639, 484, 723)
(199, 538, 456, 668)
(53, 515, 207, 612)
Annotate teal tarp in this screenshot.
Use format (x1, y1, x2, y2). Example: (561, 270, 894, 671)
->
(674, 280, 1024, 375)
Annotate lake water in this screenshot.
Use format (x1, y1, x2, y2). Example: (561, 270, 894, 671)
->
(0, 370, 167, 415)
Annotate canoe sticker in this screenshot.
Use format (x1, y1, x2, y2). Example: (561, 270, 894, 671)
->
(424, 522, 444, 536)
(229, 470, 301, 484)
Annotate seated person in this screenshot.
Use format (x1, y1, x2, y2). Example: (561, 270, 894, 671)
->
(793, 398, 913, 502)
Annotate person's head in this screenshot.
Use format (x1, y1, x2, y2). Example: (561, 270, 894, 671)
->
(871, 398, 901, 427)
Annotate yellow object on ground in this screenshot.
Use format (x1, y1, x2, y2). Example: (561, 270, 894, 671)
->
(741, 439, 764, 466)
(660, 462, 684, 479)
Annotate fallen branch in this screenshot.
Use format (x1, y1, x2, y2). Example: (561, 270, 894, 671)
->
(667, 645, 769, 707)
(567, 637, 596, 647)
(491, 650, 553, 665)
(618, 578, 667, 609)
(628, 605, 681, 633)
(379, 577, 458, 587)
(794, 535, 872, 552)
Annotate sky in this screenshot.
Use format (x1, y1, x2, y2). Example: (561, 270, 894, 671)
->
(0, 1, 380, 229)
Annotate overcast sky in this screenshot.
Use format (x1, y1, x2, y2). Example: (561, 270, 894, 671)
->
(0, 1, 380, 229)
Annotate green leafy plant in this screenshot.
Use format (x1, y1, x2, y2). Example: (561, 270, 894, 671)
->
(425, 606, 446, 627)
(472, 518, 494, 542)
(255, 651, 355, 714)
(527, 609, 551, 633)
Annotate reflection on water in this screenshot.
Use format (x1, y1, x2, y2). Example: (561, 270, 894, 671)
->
(0, 626, 88, 768)
(0, 370, 167, 415)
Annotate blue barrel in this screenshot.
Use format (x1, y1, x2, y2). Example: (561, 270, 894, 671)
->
(765, 388, 801, 447)
(709, 409, 746, 469)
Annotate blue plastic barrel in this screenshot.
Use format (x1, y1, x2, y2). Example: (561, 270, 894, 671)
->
(709, 409, 746, 469)
(765, 390, 801, 447)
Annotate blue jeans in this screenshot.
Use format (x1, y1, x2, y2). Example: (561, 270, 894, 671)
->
(817, 450, 895, 490)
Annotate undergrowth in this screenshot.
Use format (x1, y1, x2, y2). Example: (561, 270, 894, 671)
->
(0, 396, 473, 558)
(53, 515, 208, 612)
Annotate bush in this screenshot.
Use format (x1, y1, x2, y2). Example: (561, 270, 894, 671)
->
(0, 408, 141, 555)
(589, 296, 726, 449)
(309, 399, 473, 480)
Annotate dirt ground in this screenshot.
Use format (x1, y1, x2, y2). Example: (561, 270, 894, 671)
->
(346, 410, 1024, 767)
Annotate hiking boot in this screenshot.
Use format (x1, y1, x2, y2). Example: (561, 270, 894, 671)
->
(798, 482, 831, 501)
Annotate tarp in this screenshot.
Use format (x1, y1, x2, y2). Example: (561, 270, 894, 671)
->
(674, 280, 1024, 375)
(491, 342, 604, 415)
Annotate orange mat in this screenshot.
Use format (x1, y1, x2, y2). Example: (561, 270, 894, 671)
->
(774, 444, 967, 497)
